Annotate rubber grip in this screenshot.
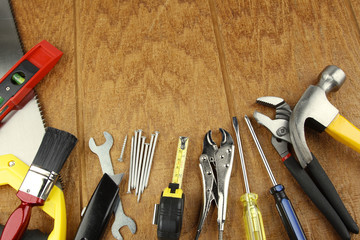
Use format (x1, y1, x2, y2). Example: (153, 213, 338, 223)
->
(326, 114, 360, 154)
(283, 154, 350, 239)
(307, 155, 359, 234)
(270, 184, 306, 240)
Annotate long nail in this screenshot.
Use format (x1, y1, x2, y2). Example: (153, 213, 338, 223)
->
(131, 130, 138, 189)
(127, 136, 134, 193)
(137, 143, 149, 202)
(134, 129, 142, 188)
(142, 134, 154, 192)
(135, 136, 146, 195)
(145, 131, 159, 188)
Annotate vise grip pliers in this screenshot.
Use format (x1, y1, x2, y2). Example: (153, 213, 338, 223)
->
(253, 96, 358, 240)
(195, 129, 234, 240)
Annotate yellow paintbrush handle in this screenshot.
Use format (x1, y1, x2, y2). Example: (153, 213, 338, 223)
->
(0, 154, 66, 240)
(326, 114, 360, 153)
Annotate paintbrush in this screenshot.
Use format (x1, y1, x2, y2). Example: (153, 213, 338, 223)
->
(0, 127, 77, 240)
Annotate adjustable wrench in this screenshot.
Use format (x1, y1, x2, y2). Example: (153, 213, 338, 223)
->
(76, 131, 136, 240)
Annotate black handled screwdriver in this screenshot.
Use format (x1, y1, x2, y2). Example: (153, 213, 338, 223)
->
(245, 116, 306, 240)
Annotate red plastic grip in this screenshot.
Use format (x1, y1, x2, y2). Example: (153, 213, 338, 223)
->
(0, 191, 44, 240)
(0, 40, 63, 121)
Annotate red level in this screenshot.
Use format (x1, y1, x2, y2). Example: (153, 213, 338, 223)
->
(0, 40, 63, 121)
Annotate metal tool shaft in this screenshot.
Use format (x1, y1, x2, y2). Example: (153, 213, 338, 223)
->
(132, 130, 138, 189)
(127, 136, 134, 193)
(232, 117, 250, 193)
(135, 136, 146, 195)
(137, 143, 149, 202)
(145, 131, 159, 188)
(244, 115, 277, 186)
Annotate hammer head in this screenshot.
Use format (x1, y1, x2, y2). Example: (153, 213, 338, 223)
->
(289, 65, 345, 167)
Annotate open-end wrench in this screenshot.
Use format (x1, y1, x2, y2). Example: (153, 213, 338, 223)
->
(89, 132, 137, 240)
(89, 131, 114, 176)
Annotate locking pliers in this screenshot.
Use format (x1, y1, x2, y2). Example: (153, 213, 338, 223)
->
(254, 96, 358, 240)
(195, 129, 234, 240)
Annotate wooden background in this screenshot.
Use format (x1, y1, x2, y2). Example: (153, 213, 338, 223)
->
(1, 0, 360, 239)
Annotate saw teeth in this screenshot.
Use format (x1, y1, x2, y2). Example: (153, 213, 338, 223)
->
(8, 0, 24, 54)
(34, 91, 46, 128)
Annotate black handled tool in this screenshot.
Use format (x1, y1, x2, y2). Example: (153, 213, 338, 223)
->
(74, 173, 122, 240)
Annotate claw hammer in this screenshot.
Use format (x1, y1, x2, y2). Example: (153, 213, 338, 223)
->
(289, 65, 360, 234)
(290, 65, 360, 167)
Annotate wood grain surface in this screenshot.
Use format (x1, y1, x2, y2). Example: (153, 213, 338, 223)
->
(1, 0, 360, 239)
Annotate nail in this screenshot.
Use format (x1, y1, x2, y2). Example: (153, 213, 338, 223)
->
(127, 136, 134, 193)
(131, 130, 138, 189)
(142, 134, 154, 191)
(135, 136, 146, 195)
(145, 131, 159, 188)
(134, 129, 142, 188)
(137, 143, 149, 202)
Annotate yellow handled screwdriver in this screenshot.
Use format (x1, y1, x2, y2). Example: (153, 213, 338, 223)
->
(153, 136, 189, 240)
(233, 117, 266, 240)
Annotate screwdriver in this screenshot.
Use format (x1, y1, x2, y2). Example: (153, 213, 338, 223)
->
(153, 136, 189, 240)
(232, 116, 266, 240)
(244, 115, 307, 240)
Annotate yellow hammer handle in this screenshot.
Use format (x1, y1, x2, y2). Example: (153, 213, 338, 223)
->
(326, 114, 360, 153)
(240, 193, 266, 240)
(0, 154, 66, 240)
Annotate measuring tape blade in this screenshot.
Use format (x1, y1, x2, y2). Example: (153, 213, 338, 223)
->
(171, 136, 189, 188)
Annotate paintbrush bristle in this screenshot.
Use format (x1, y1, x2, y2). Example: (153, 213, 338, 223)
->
(32, 127, 77, 173)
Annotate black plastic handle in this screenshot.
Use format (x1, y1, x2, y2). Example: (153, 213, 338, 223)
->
(307, 154, 359, 234)
(74, 173, 119, 240)
(283, 154, 350, 239)
(270, 184, 306, 240)
(154, 189, 185, 240)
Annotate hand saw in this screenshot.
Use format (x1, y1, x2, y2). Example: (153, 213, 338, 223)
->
(0, 1, 66, 239)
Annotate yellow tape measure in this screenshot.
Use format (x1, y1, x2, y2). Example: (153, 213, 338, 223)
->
(171, 136, 189, 188)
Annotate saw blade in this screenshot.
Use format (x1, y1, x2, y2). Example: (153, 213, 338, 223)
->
(0, 0, 45, 165)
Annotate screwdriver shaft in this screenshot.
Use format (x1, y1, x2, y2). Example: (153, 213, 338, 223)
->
(244, 115, 277, 186)
(232, 116, 250, 193)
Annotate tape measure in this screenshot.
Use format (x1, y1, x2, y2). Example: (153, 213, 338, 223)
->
(153, 136, 189, 240)
(171, 137, 189, 188)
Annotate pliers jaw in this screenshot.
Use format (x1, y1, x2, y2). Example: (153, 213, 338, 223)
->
(197, 129, 234, 239)
(202, 129, 234, 156)
(254, 96, 293, 158)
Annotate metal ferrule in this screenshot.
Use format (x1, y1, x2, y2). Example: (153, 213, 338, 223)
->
(19, 165, 59, 200)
